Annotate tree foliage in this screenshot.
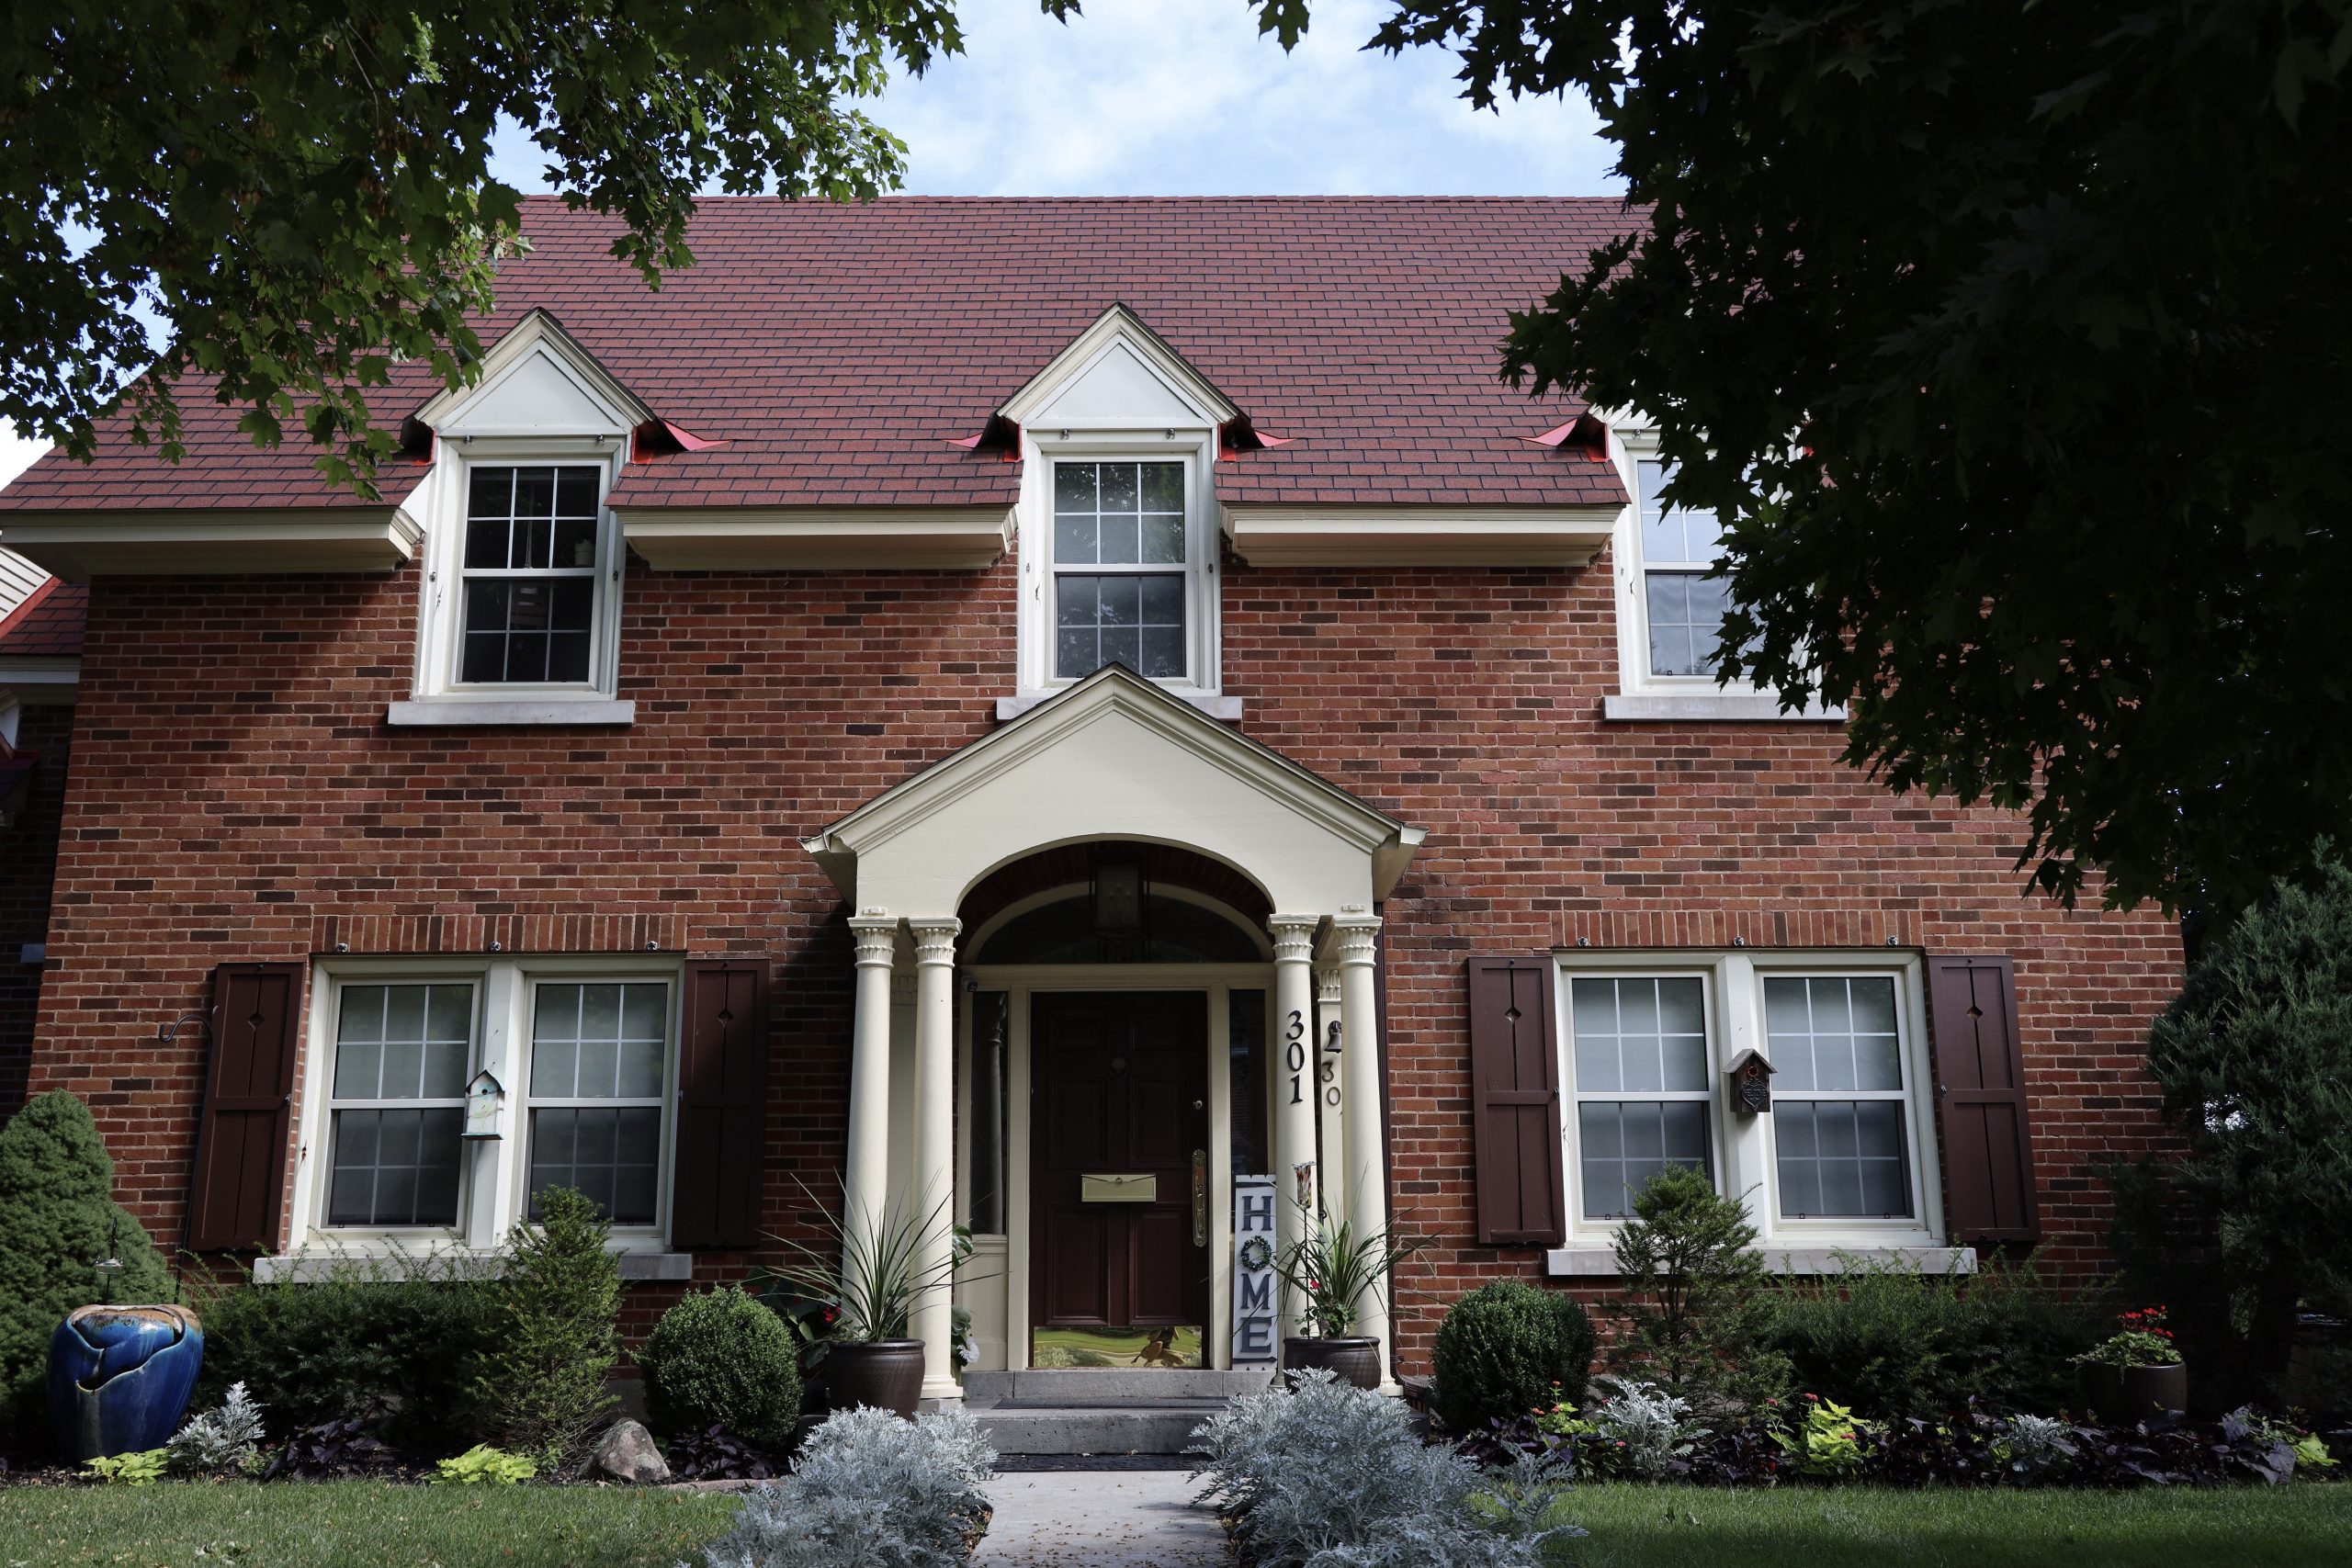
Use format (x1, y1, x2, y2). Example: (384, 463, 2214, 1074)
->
(1257, 0, 2352, 918)
(2105, 850, 2352, 1400)
(0, 1089, 172, 1437)
(2, 2, 1071, 492)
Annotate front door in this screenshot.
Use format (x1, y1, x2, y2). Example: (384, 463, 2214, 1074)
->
(1031, 991, 1210, 1368)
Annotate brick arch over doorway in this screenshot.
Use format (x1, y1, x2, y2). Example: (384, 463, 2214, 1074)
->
(956, 840, 1274, 958)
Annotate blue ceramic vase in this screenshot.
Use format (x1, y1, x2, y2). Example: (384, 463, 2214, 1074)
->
(47, 1303, 205, 1461)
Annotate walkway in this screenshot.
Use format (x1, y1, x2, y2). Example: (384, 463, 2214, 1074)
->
(975, 1467, 1227, 1567)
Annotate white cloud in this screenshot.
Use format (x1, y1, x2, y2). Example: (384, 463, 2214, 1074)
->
(0, 423, 46, 489)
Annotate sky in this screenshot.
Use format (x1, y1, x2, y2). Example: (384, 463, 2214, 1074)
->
(2, 0, 1617, 495)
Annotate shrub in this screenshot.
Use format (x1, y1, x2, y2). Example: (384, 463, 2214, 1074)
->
(465, 1188, 621, 1466)
(83, 1449, 167, 1485)
(1609, 1166, 1788, 1414)
(431, 1443, 537, 1485)
(700, 1405, 994, 1568)
(0, 1090, 171, 1438)
(165, 1381, 267, 1475)
(1431, 1279, 1596, 1435)
(187, 1255, 503, 1449)
(1764, 1252, 2099, 1416)
(639, 1286, 802, 1450)
(1189, 1369, 1579, 1568)
(2104, 850, 2352, 1404)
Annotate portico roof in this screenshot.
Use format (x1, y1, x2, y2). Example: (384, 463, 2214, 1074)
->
(801, 664, 1424, 918)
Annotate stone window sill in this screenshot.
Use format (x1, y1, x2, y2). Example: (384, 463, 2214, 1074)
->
(1602, 692, 1846, 723)
(1546, 1245, 1974, 1279)
(253, 1249, 691, 1283)
(386, 698, 636, 728)
(996, 687, 1242, 721)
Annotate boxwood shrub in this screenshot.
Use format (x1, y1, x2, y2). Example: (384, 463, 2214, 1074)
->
(1432, 1279, 1596, 1436)
(637, 1285, 802, 1450)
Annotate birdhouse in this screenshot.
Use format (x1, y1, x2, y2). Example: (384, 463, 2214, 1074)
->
(463, 1067, 505, 1140)
(1725, 1047, 1775, 1114)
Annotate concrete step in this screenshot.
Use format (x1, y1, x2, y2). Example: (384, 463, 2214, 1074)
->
(972, 1399, 1229, 1456)
(964, 1368, 1272, 1404)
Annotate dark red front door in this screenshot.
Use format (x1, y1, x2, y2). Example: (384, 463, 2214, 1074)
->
(1032, 992, 1209, 1351)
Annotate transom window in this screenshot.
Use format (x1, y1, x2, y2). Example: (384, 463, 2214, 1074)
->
(458, 465, 603, 685)
(1637, 458, 1735, 680)
(1052, 460, 1188, 681)
(1568, 976, 1713, 1218)
(1763, 976, 1914, 1219)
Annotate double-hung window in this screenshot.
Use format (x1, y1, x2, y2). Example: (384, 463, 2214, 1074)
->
(1635, 458, 1736, 681)
(1762, 975, 1914, 1219)
(1567, 976, 1714, 1219)
(324, 983, 474, 1228)
(525, 981, 670, 1224)
(458, 465, 604, 685)
(1052, 460, 1190, 681)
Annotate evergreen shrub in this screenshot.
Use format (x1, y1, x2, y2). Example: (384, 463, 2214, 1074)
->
(1430, 1278, 1595, 1435)
(1608, 1165, 1789, 1413)
(639, 1285, 802, 1450)
(465, 1187, 621, 1466)
(0, 1090, 171, 1441)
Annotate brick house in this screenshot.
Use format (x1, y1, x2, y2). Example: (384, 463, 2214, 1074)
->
(0, 197, 2180, 1402)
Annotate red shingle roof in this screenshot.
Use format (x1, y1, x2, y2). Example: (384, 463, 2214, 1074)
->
(0, 196, 1636, 516)
(0, 577, 85, 659)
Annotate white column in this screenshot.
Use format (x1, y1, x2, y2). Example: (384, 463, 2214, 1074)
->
(909, 916, 963, 1403)
(843, 911, 899, 1271)
(1315, 964, 1345, 1225)
(1268, 913, 1321, 1344)
(1331, 909, 1392, 1383)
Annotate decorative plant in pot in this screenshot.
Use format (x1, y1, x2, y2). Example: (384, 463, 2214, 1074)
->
(1272, 1204, 1424, 1391)
(759, 1190, 968, 1420)
(2075, 1304, 2188, 1421)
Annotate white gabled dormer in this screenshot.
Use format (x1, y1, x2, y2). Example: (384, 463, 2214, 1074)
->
(998, 305, 1241, 721)
(389, 310, 644, 727)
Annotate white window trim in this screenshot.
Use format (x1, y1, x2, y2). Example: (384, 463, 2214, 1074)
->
(1003, 424, 1234, 719)
(287, 953, 684, 1258)
(1546, 948, 1951, 1275)
(1600, 418, 1843, 723)
(394, 435, 635, 724)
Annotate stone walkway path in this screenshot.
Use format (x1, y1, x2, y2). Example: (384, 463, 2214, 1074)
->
(975, 1468, 1227, 1566)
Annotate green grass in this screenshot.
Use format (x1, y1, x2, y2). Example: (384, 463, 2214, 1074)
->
(1550, 1482, 2352, 1568)
(0, 1481, 744, 1568)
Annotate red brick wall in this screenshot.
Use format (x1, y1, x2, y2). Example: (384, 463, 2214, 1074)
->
(1, 699, 73, 1112)
(27, 542, 2180, 1368)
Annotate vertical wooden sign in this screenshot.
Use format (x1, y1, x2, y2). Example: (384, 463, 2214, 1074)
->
(1231, 1172, 1278, 1367)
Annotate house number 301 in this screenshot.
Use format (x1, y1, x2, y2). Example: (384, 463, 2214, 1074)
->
(1285, 1010, 1306, 1103)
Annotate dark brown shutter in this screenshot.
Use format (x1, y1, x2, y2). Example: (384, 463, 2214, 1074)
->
(1927, 955, 2041, 1243)
(186, 962, 304, 1251)
(672, 959, 771, 1248)
(1465, 955, 1566, 1247)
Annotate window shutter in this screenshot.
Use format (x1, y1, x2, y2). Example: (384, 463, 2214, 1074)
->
(186, 962, 304, 1251)
(1926, 955, 2041, 1243)
(1465, 955, 1565, 1247)
(672, 959, 771, 1249)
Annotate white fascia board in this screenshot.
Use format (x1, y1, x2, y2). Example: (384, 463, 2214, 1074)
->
(1221, 504, 1619, 567)
(998, 305, 1238, 428)
(616, 505, 1013, 571)
(413, 308, 651, 435)
(0, 508, 423, 583)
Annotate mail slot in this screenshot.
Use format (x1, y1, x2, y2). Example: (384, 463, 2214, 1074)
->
(1080, 1173, 1157, 1202)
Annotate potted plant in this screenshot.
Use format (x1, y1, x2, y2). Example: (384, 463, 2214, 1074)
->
(759, 1190, 967, 1419)
(1272, 1205, 1423, 1391)
(2075, 1304, 2188, 1420)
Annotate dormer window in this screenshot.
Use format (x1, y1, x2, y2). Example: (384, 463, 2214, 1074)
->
(1052, 460, 1190, 681)
(1635, 458, 1736, 681)
(458, 465, 605, 684)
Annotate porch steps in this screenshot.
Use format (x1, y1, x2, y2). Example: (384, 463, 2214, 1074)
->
(963, 1369, 1269, 1456)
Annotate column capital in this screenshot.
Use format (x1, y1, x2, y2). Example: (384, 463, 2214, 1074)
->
(908, 916, 962, 965)
(1329, 911, 1381, 968)
(848, 914, 899, 967)
(1267, 912, 1319, 964)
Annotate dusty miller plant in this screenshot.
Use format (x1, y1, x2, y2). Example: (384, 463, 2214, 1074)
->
(1586, 1378, 1710, 1480)
(1996, 1413, 2078, 1483)
(701, 1405, 995, 1568)
(165, 1381, 266, 1475)
(1190, 1369, 1580, 1568)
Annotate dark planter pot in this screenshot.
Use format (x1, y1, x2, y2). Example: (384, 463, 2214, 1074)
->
(2078, 1361, 2188, 1423)
(1283, 1336, 1382, 1392)
(826, 1339, 926, 1419)
(47, 1304, 204, 1461)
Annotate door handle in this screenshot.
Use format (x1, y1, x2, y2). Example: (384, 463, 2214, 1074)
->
(1192, 1148, 1208, 1247)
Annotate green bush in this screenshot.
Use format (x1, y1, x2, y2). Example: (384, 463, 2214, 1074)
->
(187, 1259, 503, 1450)
(638, 1286, 802, 1450)
(0, 1090, 171, 1439)
(1609, 1165, 1790, 1414)
(1764, 1253, 2100, 1416)
(1431, 1279, 1596, 1435)
(465, 1188, 620, 1466)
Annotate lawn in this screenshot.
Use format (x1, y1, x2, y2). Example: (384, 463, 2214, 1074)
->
(1553, 1482, 2352, 1568)
(0, 1481, 745, 1568)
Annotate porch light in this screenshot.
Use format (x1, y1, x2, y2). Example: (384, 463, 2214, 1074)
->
(1092, 851, 1144, 937)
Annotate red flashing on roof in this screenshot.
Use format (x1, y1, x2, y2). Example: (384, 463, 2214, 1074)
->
(948, 415, 1022, 462)
(1526, 412, 1611, 461)
(630, 421, 727, 462)
(1218, 418, 1295, 461)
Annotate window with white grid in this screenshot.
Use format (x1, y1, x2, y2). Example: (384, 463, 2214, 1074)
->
(1566, 975, 1714, 1219)
(1636, 458, 1736, 680)
(324, 983, 474, 1227)
(525, 980, 670, 1224)
(458, 465, 605, 686)
(1051, 460, 1190, 681)
(1762, 975, 1917, 1219)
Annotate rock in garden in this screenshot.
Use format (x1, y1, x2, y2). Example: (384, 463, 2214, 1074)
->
(589, 1418, 672, 1484)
